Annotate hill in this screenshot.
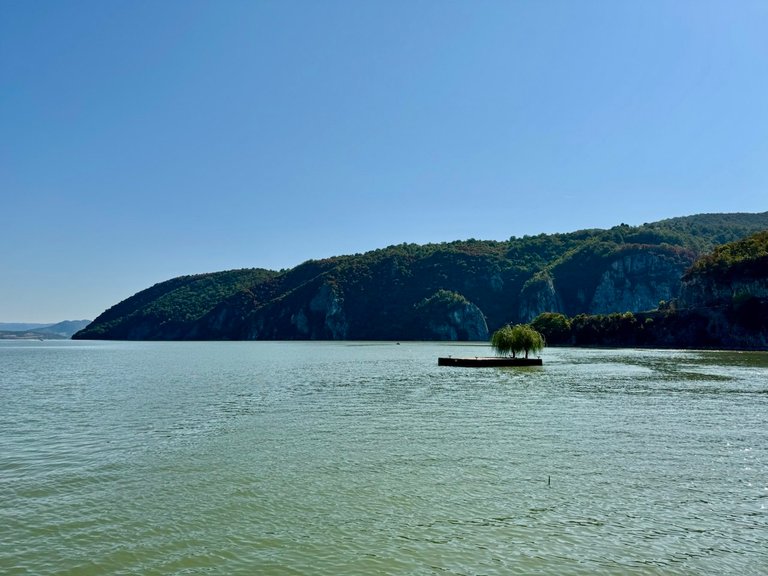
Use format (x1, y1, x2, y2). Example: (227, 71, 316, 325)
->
(73, 211, 768, 341)
(0, 320, 91, 340)
(0, 323, 50, 331)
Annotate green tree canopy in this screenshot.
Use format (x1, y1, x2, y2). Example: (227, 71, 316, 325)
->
(531, 312, 572, 344)
(491, 324, 545, 358)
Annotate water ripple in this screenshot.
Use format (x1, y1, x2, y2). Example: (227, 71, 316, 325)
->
(1, 341, 767, 575)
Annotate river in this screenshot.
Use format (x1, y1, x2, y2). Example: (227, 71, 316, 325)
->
(1, 341, 766, 575)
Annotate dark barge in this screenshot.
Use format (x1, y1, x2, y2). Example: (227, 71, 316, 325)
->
(438, 357, 542, 367)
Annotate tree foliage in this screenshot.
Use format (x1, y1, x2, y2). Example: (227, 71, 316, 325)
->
(491, 324, 545, 358)
(571, 311, 640, 346)
(531, 312, 572, 344)
(685, 230, 768, 281)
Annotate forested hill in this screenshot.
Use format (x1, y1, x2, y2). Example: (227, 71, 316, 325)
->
(73, 211, 768, 341)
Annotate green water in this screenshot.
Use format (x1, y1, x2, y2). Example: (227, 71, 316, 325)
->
(1, 341, 767, 575)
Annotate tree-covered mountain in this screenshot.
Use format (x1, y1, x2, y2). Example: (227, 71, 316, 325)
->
(73, 212, 768, 342)
(74, 269, 278, 340)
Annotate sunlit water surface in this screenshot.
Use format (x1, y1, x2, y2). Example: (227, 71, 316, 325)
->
(1, 341, 767, 575)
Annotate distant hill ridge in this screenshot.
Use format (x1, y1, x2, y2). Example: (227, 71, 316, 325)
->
(73, 211, 768, 342)
(0, 323, 50, 331)
(0, 320, 91, 340)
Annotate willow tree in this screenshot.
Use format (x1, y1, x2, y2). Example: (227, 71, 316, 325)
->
(491, 324, 517, 357)
(490, 324, 545, 359)
(516, 324, 546, 358)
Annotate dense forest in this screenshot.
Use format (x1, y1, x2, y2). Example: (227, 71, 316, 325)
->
(74, 212, 768, 345)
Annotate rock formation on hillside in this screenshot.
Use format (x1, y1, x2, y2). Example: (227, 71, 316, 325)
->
(589, 250, 689, 314)
(518, 274, 564, 321)
(671, 231, 768, 348)
(415, 290, 489, 341)
(290, 283, 349, 340)
(518, 247, 694, 320)
(679, 267, 768, 310)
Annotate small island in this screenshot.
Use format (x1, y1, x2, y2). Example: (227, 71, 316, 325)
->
(439, 324, 545, 367)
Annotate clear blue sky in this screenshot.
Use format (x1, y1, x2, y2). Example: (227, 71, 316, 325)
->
(2, 0, 766, 322)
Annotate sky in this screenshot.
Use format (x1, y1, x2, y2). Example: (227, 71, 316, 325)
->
(1, 0, 767, 323)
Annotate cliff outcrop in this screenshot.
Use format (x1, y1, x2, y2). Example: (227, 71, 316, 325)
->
(414, 290, 489, 341)
(671, 232, 768, 348)
(678, 275, 768, 310)
(589, 249, 691, 314)
(544, 231, 768, 350)
(520, 245, 694, 319)
(290, 283, 349, 339)
(518, 273, 564, 321)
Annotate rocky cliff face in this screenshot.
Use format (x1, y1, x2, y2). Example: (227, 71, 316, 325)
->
(588, 251, 689, 314)
(668, 247, 768, 349)
(517, 249, 693, 320)
(425, 301, 489, 341)
(413, 290, 489, 341)
(679, 275, 768, 309)
(290, 283, 349, 339)
(518, 274, 564, 322)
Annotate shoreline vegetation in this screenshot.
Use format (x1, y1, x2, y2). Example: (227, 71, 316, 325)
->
(529, 309, 768, 352)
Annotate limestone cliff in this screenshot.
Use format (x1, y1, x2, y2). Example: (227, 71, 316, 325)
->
(415, 290, 489, 341)
(290, 283, 349, 339)
(678, 231, 768, 309)
(518, 246, 694, 319)
(588, 250, 690, 314)
(518, 274, 564, 321)
(678, 272, 768, 309)
(431, 302, 489, 341)
(671, 235, 768, 348)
